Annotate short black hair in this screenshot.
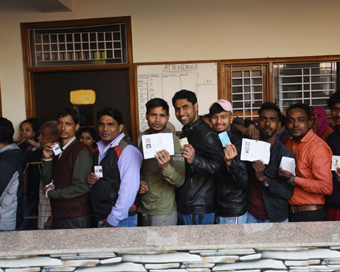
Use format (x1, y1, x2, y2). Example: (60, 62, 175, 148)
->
(209, 103, 224, 116)
(327, 91, 340, 109)
(57, 108, 79, 124)
(279, 114, 287, 126)
(20, 118, 39, 133)
(172, 89, 197, 107)
(258, 102, 281, 119)
(146, 98, 169, 115)
(97, 107, 123, 125)
(286, 103, 310, 121)
(0, 117, 14, 144)
(244, 119, 256, 128)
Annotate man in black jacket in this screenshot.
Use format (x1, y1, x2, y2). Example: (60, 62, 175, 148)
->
(209, 99, 250, 224)
(247, 102, 295, 223)
(172, 90, 225, 225)
(325, 91, 340, 220)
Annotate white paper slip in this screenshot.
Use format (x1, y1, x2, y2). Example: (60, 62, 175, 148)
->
(52, 143, 62, 156)
(179, 137, 189, 148)
(45, 180, 54, 187)
(94, 166, 103, 178)
(142, 133, 175, 160)
(280, 156, 296, 175)
(331, 155, 340, 171)
(240, 138, 271, 165)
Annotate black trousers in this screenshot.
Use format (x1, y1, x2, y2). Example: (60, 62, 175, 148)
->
(53, 214, 91, 229)
(289, 207, 326, 222)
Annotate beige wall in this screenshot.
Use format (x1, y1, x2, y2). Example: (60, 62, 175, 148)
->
(0, 0, 340, 136)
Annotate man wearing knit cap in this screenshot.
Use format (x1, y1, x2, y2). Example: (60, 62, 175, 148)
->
(209, 99, 250, 224)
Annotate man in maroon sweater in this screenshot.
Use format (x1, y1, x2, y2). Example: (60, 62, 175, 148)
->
(42, 108, 93, 229)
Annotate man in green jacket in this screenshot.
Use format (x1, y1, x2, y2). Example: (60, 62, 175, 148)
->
(138, 98, 185, 226)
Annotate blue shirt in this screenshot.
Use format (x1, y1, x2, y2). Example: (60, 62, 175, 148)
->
(96, 133, 143, 226)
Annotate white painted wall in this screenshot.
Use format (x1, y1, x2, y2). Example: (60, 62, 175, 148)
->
(0, 0, 340, 136)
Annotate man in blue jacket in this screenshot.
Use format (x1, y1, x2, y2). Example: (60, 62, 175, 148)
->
(0, 117, 25, 230)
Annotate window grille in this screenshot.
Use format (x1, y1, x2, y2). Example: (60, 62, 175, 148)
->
(29, 24, 127, 67)
(227, 65, 266, 120)
(274, 62, 337, 112)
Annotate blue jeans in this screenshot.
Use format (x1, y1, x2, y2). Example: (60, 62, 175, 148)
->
(216, 212, 248, 224)
(97, 214, 138, 228)
(178, 212, 215, 225)
(247, 213, 288, 223)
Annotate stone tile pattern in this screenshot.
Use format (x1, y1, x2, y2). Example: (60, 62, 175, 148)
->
(2, 247, 340, 271)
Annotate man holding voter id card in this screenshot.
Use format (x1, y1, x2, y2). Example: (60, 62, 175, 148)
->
(172, 90, 225, 225)
(283, 103, 333, 222)
(247, 102, 295, 223)
(209, 99, 250, 224)
(42, 108, 92, 229)
(138, 98, 185, 226)
(88, 107, 142, 228)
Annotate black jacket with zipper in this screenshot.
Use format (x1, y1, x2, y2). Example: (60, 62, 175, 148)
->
(216, 130, 250, 217)
(176, 118, 225, 215)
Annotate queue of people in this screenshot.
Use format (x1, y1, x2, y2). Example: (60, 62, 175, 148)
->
(1, 89, 340, 231)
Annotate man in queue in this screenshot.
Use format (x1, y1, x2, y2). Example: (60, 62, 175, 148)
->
(281, 103, 333, 222)
(172, 89, 225, 225)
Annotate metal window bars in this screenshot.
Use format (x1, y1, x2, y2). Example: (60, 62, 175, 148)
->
(274, 62, 336, 112)
(230, 68, 264, 120)
(30, 24, 127, 67)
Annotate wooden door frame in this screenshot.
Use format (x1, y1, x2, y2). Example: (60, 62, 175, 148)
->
(20, 16, 137, 142)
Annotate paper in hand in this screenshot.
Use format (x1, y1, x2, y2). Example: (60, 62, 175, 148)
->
(179, 137, 189, 148)
(331, 155, 340, 171)
(142, 133, 174, 160)
(218, 131, 231, 147)
(280, 156, 296, 175)
(94, 166, 103, 178)
(52, 143, 62, 156)
(240, 138, 270, 165)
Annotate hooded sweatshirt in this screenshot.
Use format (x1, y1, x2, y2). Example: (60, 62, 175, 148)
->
(0, 143, 26, 230)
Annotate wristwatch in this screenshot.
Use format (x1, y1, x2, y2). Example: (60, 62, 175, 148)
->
(288, 175, 295, 186)
(262, 178, 270, 188)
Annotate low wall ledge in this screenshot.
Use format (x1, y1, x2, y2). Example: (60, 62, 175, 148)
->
(0, 221, 339, 257)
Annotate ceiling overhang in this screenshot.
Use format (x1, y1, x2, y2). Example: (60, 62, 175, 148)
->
(27, 0, 73, 12)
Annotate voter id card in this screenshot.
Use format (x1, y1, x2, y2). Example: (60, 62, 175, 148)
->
(179, 137, 189, 148)
(218, 131, 231, 147)
(52, 143, 62, 156)
(94, 166, 103, 178)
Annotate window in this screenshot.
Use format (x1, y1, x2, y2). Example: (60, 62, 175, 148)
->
(225, 65, 268, 120)
(29, 24, 127, 67)
(222, 57, 340, 122)
(274, 61, 337, 112)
